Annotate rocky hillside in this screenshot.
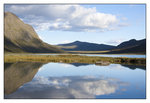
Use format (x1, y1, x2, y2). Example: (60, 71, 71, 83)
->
(4, 12, 64, 53)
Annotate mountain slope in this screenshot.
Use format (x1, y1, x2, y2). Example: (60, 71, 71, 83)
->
(4, 12, 64, 53)
(107, 43, 146, 54)
(58, 41, 115, 51)
(116, 39, 146, 49)
(103, 39, 146, 54)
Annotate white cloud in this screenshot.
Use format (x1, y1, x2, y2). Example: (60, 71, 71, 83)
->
(106, 39, 125, 45)
(5, 76, 128, 99)
(109, 64, 126, 70)
(60, 63, 73, 68)
(5, 5, 127, 32)
(60, 40, 72, 44)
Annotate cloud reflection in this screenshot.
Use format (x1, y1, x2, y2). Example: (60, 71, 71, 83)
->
(5, 76, 128, 99)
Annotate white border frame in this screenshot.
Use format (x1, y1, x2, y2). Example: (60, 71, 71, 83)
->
(0, 0, 149, 103)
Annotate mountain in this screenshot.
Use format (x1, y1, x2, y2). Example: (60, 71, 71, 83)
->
(4, 62, 44, 95)
(69, 63, 90, 67)
(116, 39, 146, 49)
(106, 39, 146, 54)
(4, 12, 64, 53)
(58, 41, 115, 51)
(57, 39, 146, 54)
(121, 64, 146, 70)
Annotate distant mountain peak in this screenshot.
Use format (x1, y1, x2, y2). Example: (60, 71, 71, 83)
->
(129, 39, 136, 41)
(58, 40, 115, 51)
(73, 40, 81, 43)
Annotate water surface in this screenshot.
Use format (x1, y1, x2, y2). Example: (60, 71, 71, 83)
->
(4, 62, 146, 99)
(32, 53, 146, 58)
(80, 54, 146, 58)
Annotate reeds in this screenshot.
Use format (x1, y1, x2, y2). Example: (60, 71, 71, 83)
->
(4, 54, 146, 65)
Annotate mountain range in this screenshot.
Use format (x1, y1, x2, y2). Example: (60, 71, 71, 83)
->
(58, 39, 146, 54)
(4, 12, 146, 54)
(58, 41, 115, 51)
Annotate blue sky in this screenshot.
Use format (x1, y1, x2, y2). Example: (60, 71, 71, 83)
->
(5, 4, 145, 45)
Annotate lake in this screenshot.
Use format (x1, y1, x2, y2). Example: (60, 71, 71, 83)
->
(33, 53, 146, 58)
(4, 62, 146, 99)
(80, 54, 146, 58)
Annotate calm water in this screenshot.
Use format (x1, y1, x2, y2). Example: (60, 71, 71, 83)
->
(33, 53, 146, 58)
(80, 54, 146, 58)
(4, 62, 146, 99)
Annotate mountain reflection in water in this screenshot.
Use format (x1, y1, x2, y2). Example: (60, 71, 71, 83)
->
(4, 62, 146, 99)
(69, 63, 146, 70)
(4, 62, 44, 95)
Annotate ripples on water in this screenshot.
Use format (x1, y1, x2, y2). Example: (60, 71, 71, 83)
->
(4, 62, 146, 99)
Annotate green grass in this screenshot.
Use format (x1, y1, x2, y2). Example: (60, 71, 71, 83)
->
(4, 53, 146, 66)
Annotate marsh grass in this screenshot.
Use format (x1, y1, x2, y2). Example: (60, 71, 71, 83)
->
(4, 53, 146, 66)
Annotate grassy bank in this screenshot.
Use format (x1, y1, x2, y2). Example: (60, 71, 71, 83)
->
(4, 54, 146, 66)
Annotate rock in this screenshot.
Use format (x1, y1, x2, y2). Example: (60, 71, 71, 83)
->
(95, 61, 110, 66)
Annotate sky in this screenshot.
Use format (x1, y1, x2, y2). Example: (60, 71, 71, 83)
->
(4, 4, 146, 45)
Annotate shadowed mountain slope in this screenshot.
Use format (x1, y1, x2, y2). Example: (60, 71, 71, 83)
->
(58, 39, 146, 54)
(58, 41, 115, 51)
(106, 39, 146, 54)
(116, 39, 146, 49)
(4, 12, 64, 53)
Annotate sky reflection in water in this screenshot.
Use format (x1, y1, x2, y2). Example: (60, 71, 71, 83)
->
(5, 62, 146, 99)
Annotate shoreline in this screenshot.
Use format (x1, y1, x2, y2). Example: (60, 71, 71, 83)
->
(5, 52, 146, 55)
(5, 52, 146, 56)
(4, 54, 146, 66)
